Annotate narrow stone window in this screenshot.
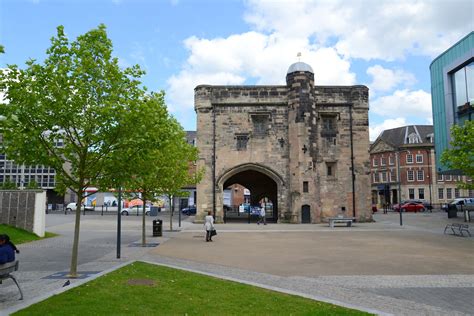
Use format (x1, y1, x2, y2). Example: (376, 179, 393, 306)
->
(326, 162, 336, 177)
(303, 181, 309, 193)
(321, 115, 337, 138)
(235, 134, 249, 151)
(251, 115, 268, 136)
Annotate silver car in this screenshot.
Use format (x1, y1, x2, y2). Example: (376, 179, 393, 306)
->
(120, 205, 151, 216)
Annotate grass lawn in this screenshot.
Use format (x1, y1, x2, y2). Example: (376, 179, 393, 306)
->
(14, 261, 370, 316)
(0, 224, 57, 244)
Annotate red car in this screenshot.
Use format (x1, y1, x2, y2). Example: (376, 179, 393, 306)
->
(399, 202, 425, 213)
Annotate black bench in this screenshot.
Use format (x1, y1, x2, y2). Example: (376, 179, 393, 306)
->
(444, 223, 471, 237)
(0, 260, 23, 300)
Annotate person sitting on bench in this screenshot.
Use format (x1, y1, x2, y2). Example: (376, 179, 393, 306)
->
(0, 234, 15, 264)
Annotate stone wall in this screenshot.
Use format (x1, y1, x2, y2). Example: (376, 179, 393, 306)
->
(195, 75, 372, 223)
(0, 190, 46, 237)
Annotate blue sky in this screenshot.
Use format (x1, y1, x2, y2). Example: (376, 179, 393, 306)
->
(1, 0, 473, 140)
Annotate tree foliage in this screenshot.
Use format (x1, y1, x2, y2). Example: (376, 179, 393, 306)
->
(440, 120, 474, 190)
(123, 103, 202, 240)
(0, 25, 151, 276)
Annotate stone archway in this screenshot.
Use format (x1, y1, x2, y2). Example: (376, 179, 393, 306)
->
(217, 163, 285, 222)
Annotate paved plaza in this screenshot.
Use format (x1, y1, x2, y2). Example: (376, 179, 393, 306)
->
(0, 211, 473, 315)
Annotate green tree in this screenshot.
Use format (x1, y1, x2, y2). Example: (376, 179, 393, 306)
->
(440, 120, 474, 190)
(124, 107, 201, 242)
(0, 25, 150, 277)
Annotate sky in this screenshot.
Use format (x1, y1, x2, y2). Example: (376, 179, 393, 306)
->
(1, 0, 473, 141)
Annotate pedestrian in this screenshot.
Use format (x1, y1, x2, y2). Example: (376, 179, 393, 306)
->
(258, 206, 266, 225)
(0, 234, 15, 264)
(204, 211, 215, 242)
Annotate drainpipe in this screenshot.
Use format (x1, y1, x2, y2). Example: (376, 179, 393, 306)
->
(427, 148, 433, 211)
(349, 104, 356, 218)
(212, 104, 216, 219)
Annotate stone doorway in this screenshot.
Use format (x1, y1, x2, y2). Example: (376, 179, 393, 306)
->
(219, 165, 281, 223)
(301, 205, 311, 223)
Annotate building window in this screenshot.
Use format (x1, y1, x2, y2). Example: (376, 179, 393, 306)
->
(390, 170, 397, 182)
(252, 115, 268, 136)
(406, 154, 413, 164)
(236, 134, 249, 150)
(373, 158, 378, 167)
(418, 188, 425, 200)
(409, 188, 415, 199)
(417, 170, 424, 181)
(416, 154, 423, 163)
(407, 170, 414, 182)
(389, 155, 394, 165)
(445, 175, 452, 181)
(451, 61, 474, 111)
(326, 163, 336, 177)
(447, 188, 452, 199)
(437, 174, 443, 181)
(407, 132, 421, 144)
(455, 188, 460, 198)
(438, 188, 444, 200)
(381, 171, 387, 183)
(322, 116, 337, 132)
(373, 172, 380, 183)
(469, 189, 473, 197)
(303, 181, 309, 193)
(380, 157, 386, 166)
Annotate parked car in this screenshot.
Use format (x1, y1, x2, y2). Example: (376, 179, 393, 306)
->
(65, 203, 94, 212)
(442, 198, 474, 211)
(121, 205, 151, 216)
(392, 200, 428, 212)
(397, 202, 425, 213)
(181, 205, 197, 215)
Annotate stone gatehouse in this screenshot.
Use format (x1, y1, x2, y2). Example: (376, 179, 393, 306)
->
(195, 62, 372, 223)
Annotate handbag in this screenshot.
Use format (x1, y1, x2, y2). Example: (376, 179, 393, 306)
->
(210, 229, 217, 237)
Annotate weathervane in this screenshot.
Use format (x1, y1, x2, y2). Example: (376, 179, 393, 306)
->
(297, 52, 302, 62)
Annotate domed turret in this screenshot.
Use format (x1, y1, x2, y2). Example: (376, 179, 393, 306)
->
(287, 62, 314, 74)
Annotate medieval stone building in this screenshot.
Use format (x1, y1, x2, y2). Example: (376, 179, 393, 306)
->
(195, 62, 372, 223)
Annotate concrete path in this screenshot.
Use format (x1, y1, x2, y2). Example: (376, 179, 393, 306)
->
(0, 210, 473, 315)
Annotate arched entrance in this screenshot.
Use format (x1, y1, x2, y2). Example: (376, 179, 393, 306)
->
(217, 163, 284, 223)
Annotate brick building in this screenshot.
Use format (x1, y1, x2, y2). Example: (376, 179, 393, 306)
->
(370, 125, 472, 208)
(194, 62, 372, 223)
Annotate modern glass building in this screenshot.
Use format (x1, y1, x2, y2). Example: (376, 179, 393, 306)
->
(430, 32, 473, 173)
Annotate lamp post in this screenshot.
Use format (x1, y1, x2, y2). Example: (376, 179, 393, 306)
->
(116, 186, 122, 259)
(396, 150, 403, 226)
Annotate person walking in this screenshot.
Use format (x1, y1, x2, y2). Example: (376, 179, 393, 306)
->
(258, 206, 266, 225)
(204, 211, 215, 242)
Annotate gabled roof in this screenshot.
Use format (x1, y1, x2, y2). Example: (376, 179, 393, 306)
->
(375, 125, 434, 148)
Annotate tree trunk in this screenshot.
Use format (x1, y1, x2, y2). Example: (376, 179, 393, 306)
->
(68, 188, 83, 277)
(142, 195, 146, 247)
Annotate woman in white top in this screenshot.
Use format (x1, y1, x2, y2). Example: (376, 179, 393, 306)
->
(204, 211, 214, 242)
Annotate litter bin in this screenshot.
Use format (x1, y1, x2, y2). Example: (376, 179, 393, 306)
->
(153, 219, 163, 237)
(447, 204, 457, 218)
(149, 206, 159, 216)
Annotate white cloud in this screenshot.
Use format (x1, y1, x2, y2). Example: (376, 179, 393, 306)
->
(166, 31, 355, 116)
(367, 65, 416, 93)
(244, 0, 474, 61)
(369, 117, 407, 141)
(371, 89, 432, 119)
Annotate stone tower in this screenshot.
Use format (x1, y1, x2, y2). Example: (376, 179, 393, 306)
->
(194, 61, 371, 223)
